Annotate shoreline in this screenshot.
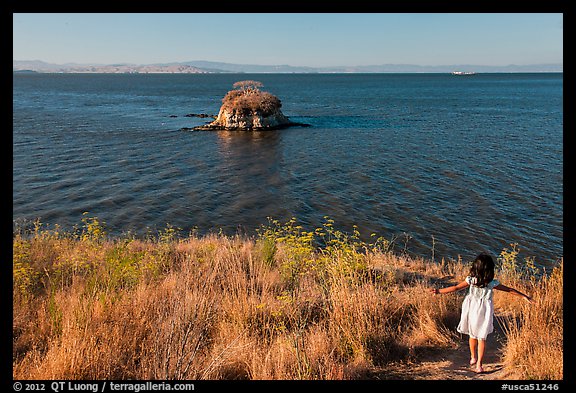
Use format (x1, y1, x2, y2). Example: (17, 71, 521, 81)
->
(12, 216, 563, 271)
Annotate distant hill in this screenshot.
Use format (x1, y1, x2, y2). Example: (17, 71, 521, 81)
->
(316, 63, 564, 73)
(13, 61, 208, 74)
(12, 60, 316, 74)
(173, 61, 563, 74)
(13, 60, 563, 74)
(172, 60, 318, 73)
(13, 60, 65, 72)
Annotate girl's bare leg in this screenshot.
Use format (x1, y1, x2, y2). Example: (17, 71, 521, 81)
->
(476, 339, 486, 372)
(469, 337, 478, 365)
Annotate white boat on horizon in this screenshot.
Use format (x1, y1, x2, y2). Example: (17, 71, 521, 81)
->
(451, 71, 476, 75)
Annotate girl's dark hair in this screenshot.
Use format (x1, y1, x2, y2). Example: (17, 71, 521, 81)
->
(469, 253, 495, 288)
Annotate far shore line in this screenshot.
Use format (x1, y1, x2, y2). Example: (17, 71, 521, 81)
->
(13, 70, 564, 75)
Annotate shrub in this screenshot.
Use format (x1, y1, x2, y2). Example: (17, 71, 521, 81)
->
(221, 81, 282, 116)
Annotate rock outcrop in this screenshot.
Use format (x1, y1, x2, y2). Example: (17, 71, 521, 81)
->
(193, 80, 309, 131)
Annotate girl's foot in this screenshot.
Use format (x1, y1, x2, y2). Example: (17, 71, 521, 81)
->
(475, 365, 485, 374)
(470, 358, 477, 366)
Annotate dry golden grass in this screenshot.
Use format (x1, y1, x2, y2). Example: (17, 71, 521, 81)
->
(500, 262, 563, 379)
(12, 219, 563, 380)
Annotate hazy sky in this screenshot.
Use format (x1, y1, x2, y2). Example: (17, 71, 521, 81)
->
(13, 13, 563, 66)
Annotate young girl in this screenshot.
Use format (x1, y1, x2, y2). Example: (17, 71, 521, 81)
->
(430, 252, 532, 373)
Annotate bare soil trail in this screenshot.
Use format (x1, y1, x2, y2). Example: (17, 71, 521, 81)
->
(371, 313, 514, 380)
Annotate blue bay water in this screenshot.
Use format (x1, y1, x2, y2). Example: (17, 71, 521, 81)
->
(12, 73, 563, 268)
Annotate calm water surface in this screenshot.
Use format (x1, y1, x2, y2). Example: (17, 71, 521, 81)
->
(13, 73, 563, 268)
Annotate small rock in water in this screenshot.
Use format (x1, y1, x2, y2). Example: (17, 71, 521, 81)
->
(185, 113, 215, 118)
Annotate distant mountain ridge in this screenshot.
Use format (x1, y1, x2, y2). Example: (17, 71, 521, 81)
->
(13, 59, 563, 74)
(173, 60, 563, 73)
(13, 60, 207, 74)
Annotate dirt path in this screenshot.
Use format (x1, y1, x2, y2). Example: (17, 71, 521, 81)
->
(372, 313, 513, 380)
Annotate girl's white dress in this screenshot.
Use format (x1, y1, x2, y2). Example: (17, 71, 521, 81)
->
(457, 276, 500, 340)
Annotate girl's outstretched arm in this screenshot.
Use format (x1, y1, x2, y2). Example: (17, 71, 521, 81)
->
(494, 284, 533, 303)
(430, 280, 469, 295)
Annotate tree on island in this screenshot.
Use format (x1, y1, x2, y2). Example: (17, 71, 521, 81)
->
(232, 80, 263, 94)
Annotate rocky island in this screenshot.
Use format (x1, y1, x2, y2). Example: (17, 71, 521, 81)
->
(193, 80, 309, 131)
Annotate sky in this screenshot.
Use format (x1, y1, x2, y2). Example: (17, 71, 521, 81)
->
(13, 13, 563, 67)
